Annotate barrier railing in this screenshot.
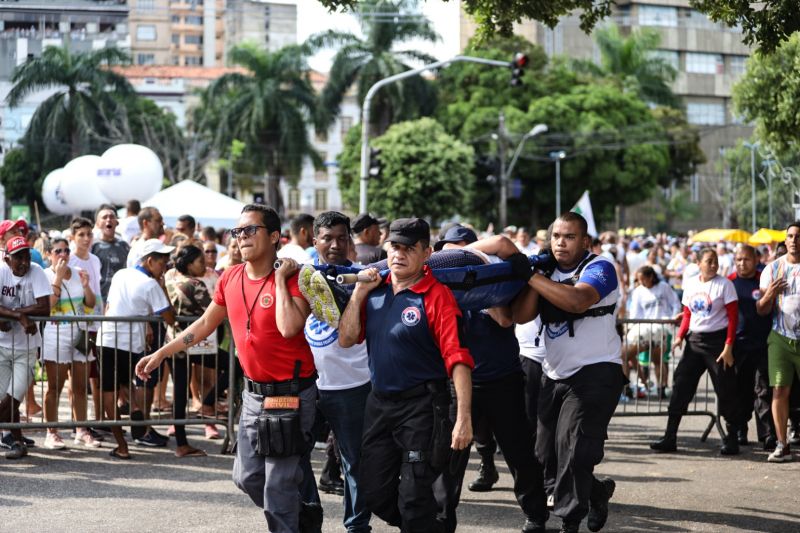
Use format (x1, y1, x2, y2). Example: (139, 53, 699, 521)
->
(0, 314, 238, 454)
(615, 317, 722, 442)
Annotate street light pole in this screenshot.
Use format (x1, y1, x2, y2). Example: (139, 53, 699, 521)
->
(498, 121, 548, 228)
(550, 150, 566, 217)
(761, 158, 775, 228)
(359, 54, 513, 213)
(743, 141, 759, 232)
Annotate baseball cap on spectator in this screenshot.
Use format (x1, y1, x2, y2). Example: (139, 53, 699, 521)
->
(630, 241, 641, 251)
(386, 218, 430, 246)
(5, 236, 29, 255)
(352, 213, 380, 234)
(0, 219, 28, 239)
(138, 239, 175, 260)
(434, 225, 478, 251)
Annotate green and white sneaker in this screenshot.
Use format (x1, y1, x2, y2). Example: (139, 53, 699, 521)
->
(302, 270, 342, 328)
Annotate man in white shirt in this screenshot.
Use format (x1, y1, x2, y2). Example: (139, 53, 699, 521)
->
(0, 236, 52, 459)
(512, 212, 622, 533)
(120, 199, 142, 244)
(516, 227, 539, 255)
(277, 214, 313, 265)
(127, 207, 166, 268)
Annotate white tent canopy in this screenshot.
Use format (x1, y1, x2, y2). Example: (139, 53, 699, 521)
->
(141, 180, 246, 229)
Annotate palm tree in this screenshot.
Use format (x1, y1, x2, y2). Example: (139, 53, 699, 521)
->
(6, 45, 133, 170)
(204, 42, 322, 213)
(309, 0, 439, 135)
(582, 24, 681, 109)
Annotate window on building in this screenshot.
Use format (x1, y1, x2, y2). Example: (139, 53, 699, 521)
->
(171, 56, 180, 65)
(684, 9, 717, 30)
(648, 50, 679, 72)
(185, 15, 203, 25)
(185, 55, 203, 66)
(171, 34, 180, 45)
(137, 53, 155, 65)
(185, 34, 203, 45)
(136, 25, 157, 41)
(686, 102, 726, 125)
(638, 5, 677, 27)
(729, 55, 747, 76)
(685, 52, 723, 74)
(288, 188, 300, 211)
(137, 0, 155, 11)
(314, 189, 328, 211)
(171, 15, 180, 23)
(340, 116, 353, 138)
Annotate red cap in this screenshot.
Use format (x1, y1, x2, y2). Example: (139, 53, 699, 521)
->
(5, 236, 29, 255)
(0, 219, 28, 239)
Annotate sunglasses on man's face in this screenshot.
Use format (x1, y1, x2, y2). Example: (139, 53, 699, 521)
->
(230, 225, 267, 239)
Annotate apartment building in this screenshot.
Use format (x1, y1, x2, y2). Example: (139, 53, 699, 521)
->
(226, 0, 297, 53)
(460, 0, 754, 230)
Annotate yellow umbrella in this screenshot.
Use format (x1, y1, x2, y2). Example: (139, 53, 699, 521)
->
(749, 228, 787, 244)
(690, 228, 752, 244)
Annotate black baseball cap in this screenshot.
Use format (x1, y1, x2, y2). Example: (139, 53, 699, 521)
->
(387, 218, 430, 246)
(434, 225, 478, 251)
(351, 213, 380, 234)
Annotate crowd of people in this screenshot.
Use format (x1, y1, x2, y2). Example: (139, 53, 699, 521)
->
(0, 198, 798, 532)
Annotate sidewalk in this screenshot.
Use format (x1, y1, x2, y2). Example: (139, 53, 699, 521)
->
(1, 414, 797, 532)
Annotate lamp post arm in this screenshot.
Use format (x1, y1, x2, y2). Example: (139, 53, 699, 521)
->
(359, 55, 513, 213)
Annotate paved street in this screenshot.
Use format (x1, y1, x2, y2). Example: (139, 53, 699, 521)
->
(1, 414, 798, 532)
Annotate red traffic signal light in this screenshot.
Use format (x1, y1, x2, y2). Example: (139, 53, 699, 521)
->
(510, 52, 527, 86)
(513, 52, 528, 68)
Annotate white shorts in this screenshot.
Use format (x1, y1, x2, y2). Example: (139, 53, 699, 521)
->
(625, 322, 671, 347)
(42, 323, 93, 364)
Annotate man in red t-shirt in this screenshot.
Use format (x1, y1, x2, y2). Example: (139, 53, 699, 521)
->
(136, 204, 317, 532)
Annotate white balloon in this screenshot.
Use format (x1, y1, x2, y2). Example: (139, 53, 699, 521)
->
(41, 168, 73, 215)
(96, 144, 163, 204)
(61, 155, 111, 211)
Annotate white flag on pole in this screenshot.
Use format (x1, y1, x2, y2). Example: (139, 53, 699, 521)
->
(571, 190, 597, 237)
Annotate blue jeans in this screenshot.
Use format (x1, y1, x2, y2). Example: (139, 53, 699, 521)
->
(318, 381, 372, 532)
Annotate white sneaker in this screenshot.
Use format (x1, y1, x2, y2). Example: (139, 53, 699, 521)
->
(767, 442, 793, 463)
(44, 432, 66, 450)
(74, 430, 102, 448)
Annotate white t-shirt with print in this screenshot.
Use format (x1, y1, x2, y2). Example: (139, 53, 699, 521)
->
(304, 314, 370, 390)
(0, 263, 52, 350)
(69, 252, 103, 330)
(681, 274, 737, 333)
(629, 281, 682, 320)
(760, 256, 800, 340)
(277, 243, 313, 264)
(97, 267, 171, 354)
(516, 315, 546, 363)
(44, 266, 89, 346)
(541, 254, 622, 380)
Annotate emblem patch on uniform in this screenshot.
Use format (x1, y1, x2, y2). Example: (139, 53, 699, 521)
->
(401, 306, 421, 327)
(260, 294, 274, 309)
(752, 289, 762, 301)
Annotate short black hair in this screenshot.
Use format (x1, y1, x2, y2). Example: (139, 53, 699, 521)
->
(175, 244, 203, 275)
(241, 204, 280, 234)
(699, 247, 717, 261)
(290, 213, 314, 237)
(201, 226, 218, 241)
(637, 265, 660, 284)
(70, 216, 93, 233)
(736, 244, 756, 258)
(127, 199, 141, 214)
(138, 206, 160, 230)
(313, 211, 350, 237)
(95, 204, 117, 221)
(177, 214, 196, 231)
(787, 221, 800, 233)
(556, 211, 589, 237)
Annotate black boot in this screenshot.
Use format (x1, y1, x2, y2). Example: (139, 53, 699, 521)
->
(720, 423, 740, 455)
(650, 414, 680, 452)
(467, 456, 499, 492)
(319, 446, 344, 495)
(560, 519, 580, 533)
(587, 477, 615, 532)
(737, 426, 750, 446)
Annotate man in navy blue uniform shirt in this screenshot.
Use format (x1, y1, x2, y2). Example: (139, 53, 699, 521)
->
(339, 217, 474, 533)
(729, 244, 775, 448)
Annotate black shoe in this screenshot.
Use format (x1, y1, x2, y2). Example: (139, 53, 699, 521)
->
(467, 460, 499, 492)
(764, 436, 778, 451)
(299, 502, 323, 533)
(5, 442, 27, 460)
(737, 428, 750, 446)
(522, 518, 547, 533)
(649, 435, 677, 453)
(560, 519, 580, 533)
(720, 435, 740, 456)
(587, 477, 615, 532)
(318, 477, 345, 496)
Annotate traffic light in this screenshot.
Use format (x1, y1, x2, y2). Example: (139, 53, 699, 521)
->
(369, 147, 382, 179)
(510, 52, 528, 87)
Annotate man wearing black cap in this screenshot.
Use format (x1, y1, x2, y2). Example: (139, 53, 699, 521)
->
(351, 213, 386, 265)
(339, 217, 474, 532)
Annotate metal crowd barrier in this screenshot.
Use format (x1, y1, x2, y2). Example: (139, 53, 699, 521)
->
(615, 317, 722, 442)
(0, 314, 238, 454)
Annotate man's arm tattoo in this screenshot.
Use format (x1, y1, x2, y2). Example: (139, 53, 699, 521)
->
(183, 333, 195, 346)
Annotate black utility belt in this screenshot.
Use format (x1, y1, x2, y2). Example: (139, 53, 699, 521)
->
(244, 375, 316, 397)
(374, 379, 447, 401)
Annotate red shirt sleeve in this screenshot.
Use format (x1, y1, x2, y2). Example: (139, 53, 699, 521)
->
(424, 283, 474, 375)
(677, 305, 691, 340)
(213, 266, 233, 307)
(725, 301, 738, 345)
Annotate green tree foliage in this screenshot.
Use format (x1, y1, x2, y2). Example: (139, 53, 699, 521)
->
(0, 148, 44, 206)
(651, 106, 706, 187)
(337, 118, 474, 220)
(733, 33, 800, 153)
(6, 46, 133, 171)
(309, 0, 438, 135)
(203, 42, 322, 212)
(691, 0, 799, 53)
(577, 24, 681, 109)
